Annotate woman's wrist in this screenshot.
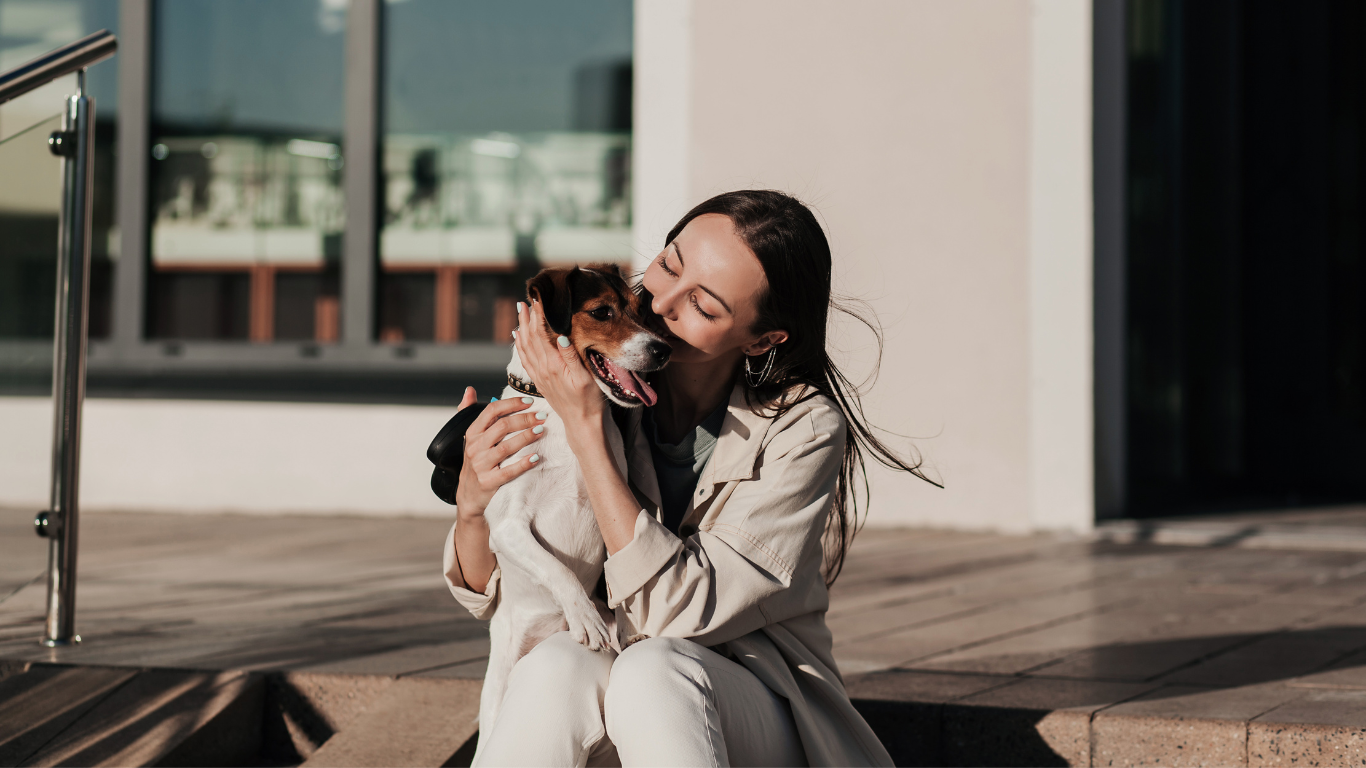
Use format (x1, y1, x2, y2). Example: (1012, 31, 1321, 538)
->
(562, 409, 609, 455)
(456, 498, 487, 525)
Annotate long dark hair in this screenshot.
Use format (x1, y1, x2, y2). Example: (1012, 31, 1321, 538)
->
(662, 190, 941, 586)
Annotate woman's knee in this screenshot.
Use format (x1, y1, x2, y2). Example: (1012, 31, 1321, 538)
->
(509, 630, 614, 696)
(605, 636, 708, 711)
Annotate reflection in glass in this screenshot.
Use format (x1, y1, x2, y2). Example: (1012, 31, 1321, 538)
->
(0, 115, 62, 351)
(382, 0, 632, 343)
(149, 0, 344, 342)
(0, 0, 119, 340)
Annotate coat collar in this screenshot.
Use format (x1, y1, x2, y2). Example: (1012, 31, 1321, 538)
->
(625, 383, 777, 506)
(702, 383, 775, 485)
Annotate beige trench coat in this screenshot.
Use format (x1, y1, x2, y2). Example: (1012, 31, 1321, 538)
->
(443, 384, 894, 767)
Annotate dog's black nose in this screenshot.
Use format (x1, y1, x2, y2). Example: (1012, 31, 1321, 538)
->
(647, 340, 671, 367)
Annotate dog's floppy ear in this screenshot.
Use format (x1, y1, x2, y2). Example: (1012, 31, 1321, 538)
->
(526, 267, 581, 336)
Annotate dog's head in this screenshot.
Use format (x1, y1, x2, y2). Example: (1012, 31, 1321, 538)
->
(527, 264, 670, 407)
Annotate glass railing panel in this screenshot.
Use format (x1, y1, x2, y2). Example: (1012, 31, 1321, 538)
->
(0, 0, 120, 340)
(0, 112, 62, 511)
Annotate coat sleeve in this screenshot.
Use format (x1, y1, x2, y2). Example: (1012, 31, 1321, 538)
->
(603, 405, 843, 646)
(442, 520, 501, 620)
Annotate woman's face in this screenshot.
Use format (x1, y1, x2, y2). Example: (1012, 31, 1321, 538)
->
(641, 213, 786, 365)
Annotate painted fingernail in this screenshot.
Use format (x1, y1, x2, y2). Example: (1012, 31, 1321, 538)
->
(517, 301, 525, 313)
(535, 411, 548, 420)
(557, 336, 570, 348)
(529, 453, 540, 463)
(511, 330, 517, 340)
(521, 397, 534, 404)
(532, 425, 545, 434)
(490, 397, 498, 402)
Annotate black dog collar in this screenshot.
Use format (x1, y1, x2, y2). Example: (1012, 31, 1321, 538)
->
(507, 373, 542, 398)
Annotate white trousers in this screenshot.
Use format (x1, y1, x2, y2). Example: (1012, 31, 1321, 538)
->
(473, 632, 807, 767)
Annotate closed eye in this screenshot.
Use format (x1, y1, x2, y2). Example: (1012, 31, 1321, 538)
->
(658, 248, 714, 320)
(690, 294, 716, 321)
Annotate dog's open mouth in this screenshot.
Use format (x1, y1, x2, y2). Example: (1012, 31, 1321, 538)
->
(587, 350, 658, 406)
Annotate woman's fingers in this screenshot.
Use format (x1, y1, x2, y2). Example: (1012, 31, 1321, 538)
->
(488, 451, 542, 486)
(467, 411, 547, 470)
(467, 395, 533, 436)
(490, 427, 546, 464)
(456, 386, 477, 412)
(521, 301, 564, 381)
(471, 427, 546, 489)
(475, 409, 547, 451)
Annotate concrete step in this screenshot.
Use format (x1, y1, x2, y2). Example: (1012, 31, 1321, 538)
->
(0, 663, 481, 768)
(10, 658, 1366, 766)
(298, 677, 480, 768)
(849, 668, 1366, 767)
(0, 663, 262, 767)
(1096, 514, 1366, 552)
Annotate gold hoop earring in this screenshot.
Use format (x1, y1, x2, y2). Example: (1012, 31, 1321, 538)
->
(744, 347, 777, 387)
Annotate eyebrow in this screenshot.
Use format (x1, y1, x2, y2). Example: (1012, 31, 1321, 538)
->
(672, 242, 733, 314)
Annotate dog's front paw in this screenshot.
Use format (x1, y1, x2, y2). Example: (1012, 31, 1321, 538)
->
(563, 593, 612, 652)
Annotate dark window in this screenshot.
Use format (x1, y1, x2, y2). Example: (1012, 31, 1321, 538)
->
(1125, 0, 1366, 513)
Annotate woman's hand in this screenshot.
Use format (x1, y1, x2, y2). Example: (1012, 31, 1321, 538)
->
(453, 388, 548, 522)
(514, 300, 606, 435)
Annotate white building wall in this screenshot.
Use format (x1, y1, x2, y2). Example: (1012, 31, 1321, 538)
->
(686, 0, 1077, 532)
(0, 397, 455, 516)
(633, 0, 694, 273)
(1028, 0, 1094, 531)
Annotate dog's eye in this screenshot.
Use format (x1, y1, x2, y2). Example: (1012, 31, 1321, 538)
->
(588, 306, 614, 322)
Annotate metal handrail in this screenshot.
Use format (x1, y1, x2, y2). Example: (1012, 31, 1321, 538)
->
(0, 30, 116, 106)
(1, 30, 118, 647)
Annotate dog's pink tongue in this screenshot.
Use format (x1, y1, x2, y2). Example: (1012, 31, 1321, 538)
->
(602, 357, 658, 406)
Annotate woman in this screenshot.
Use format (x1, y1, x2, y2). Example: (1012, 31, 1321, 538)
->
(444, 190, 936, 767)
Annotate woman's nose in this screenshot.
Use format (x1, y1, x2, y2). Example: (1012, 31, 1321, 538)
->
(651, 287, 681, 320)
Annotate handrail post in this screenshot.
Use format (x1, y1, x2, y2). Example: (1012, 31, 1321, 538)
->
(35, 69, 97, 647)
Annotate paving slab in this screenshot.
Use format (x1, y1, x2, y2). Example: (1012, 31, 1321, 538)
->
(1160, 627, 1366, 688)
(846, 669, 1012, 767)
(915, 591, 1257, 678)
(1288, 648, 1366, 691)
(410, 658, 488, 680)
(1250, 690, 1366, 767)
(1091, 683, 1308, 767)
(1097, 506, 1366, 552)
(0, 665, 138, 766)
(942, 678, 1159, 767)
(299, 677, 480, 768)
(293, 638, 490, 677)
(22, 668, 262, 768)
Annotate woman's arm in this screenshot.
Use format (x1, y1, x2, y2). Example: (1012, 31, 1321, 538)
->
(448, 387, 550, 592)
(513, 300, 640, 554)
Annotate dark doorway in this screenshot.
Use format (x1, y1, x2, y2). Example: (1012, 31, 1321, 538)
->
(1125, 0, 1366, 515)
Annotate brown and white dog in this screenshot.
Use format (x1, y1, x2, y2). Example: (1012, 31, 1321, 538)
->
(477, 264, 670, 744)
